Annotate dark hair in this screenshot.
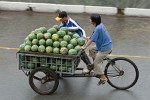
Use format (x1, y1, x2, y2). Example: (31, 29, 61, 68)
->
(90, 13, 101, 26)
(58, 11, 68, 18)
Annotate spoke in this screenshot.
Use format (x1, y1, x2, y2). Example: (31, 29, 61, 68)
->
(33, 76, 42, 81)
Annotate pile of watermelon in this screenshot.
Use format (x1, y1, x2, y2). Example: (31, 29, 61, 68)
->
(19, 25, 86, 55)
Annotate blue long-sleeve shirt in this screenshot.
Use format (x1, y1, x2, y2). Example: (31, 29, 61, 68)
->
(59, 17, 86, 37)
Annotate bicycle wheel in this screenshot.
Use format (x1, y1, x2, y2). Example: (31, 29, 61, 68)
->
(104, 57, 139, 90)
(29, 67, 59, 95)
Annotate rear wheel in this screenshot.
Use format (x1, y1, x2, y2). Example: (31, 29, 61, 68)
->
(29, 67, 59, 95)
(105, 57, 139, 90)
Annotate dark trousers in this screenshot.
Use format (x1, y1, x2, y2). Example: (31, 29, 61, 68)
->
(80, 50, 93, 69)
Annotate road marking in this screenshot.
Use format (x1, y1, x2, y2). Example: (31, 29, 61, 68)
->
(0, 46, 19, 51)
(0, 46, 150, 59)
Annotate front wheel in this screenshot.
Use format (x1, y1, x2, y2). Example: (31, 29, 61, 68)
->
(29, 67, 59, 95)
(105, 57, 139, 90)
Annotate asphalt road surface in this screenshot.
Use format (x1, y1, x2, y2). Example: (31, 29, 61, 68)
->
(0, 11, 150, 100)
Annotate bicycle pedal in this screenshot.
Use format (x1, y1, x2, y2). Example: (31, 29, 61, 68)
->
(97, 80, 105, 86)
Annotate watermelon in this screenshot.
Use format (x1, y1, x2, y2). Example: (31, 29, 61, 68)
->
(31, 57, 39, 62)
(52, 34, 59, 41)
(46, 46, 53, 53)
(46, 39, 53, 46)
(53, 48, 60, 54)
(68, 49, 77, 55)
(68, 32, 74, 37)
(74, 45, 81, 52)
(60, 27, 68, 33)
(19, 43, 26, 51)
(38, 45, 45, 53)
(32, 39, 38, 45)
(44, 32, 51, 39)
(39, 27, 47, 33)
(24, 45, 31, 52)
(53, 41, 60, 48)
(31, 45, 38, 52)
(37, 33, 44, 40)
(60, 47, 68, 55)
(53, 25, 59, 31)
(67, 44, 74, 50)
(47, 28, 57, 34)
(25, 40, 32, 46)
(77, 37, 86, 46)
(63, 35, 71, 42)
(60, 41, 68, 47)
(50, 65, 57, 70)
(73, 33, 80, 39)
(27, 62, 35, 69)
(57, 30, 66, 37)
(70, 38, 77, 46)
(39, 39, 46, 45)
(59, 66, 67, 72)
(28, 33, 36, 41)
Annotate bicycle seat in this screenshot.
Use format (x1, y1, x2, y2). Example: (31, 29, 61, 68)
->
(103, 50, 112, 60)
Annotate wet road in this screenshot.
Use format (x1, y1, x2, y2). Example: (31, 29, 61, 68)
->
(0, 11, 150, 100)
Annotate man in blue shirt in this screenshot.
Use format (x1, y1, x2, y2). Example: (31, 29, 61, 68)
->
(55, 11, 86, 37)
(81, 13, 112, 82)
(55, 11, 93, 71)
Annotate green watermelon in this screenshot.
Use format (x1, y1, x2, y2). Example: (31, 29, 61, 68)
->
(68, 49, 77, 55)
(52, 34, 59, 41)
(60, 41, 68, 47)
(47, 28, 57, 34)
(25, 40, 32, 46)
(57, 30, 66, 37)
(44, 32, 51, 39)
(39, 39, 46, 45)
(67, 44, 74, 50)
(19, 43, 26, 51)
(70, 38, 77, 46)
(53, 48, 60, 54)
(53, 25, 59, 31)
(53, 41, 60, 48)
(60, 27, 68, 33)
(24, 45, 31, 52)
(38, 45, 45, 53)
(32, 39, 38, 45)
(63, 35, 71, 42)
(73, 33, 80, 39)
(59, 66, 67, 72)
(68, 32, 74, 37)
(74, 45, 81, 52)
(31, 57, 39, 62)
(37, 33, 44, 40)
(39, 27, 47, 33)
(28, 33, 36, 41)
(77, 37, 86, 46)
(31, 45, 38, 52)
(27, 62, 35, 69)
(46, 39, 53, 46)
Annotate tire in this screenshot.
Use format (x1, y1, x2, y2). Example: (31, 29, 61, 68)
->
(29, 67, 59, 95)
(104, 57, 139, 90)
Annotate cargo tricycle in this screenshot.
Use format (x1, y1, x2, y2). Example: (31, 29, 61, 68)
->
(17, 49, 139, 95)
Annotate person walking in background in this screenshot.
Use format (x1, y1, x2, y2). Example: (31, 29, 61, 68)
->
(81, 13, 113, 81)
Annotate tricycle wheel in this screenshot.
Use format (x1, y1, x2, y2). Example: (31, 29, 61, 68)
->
(29, 67, 59, 95)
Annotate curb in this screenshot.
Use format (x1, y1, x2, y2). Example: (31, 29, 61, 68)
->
(0, 1, 117, 15)
(0, 1, 150, 17)
(124, 8, 150, 17)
